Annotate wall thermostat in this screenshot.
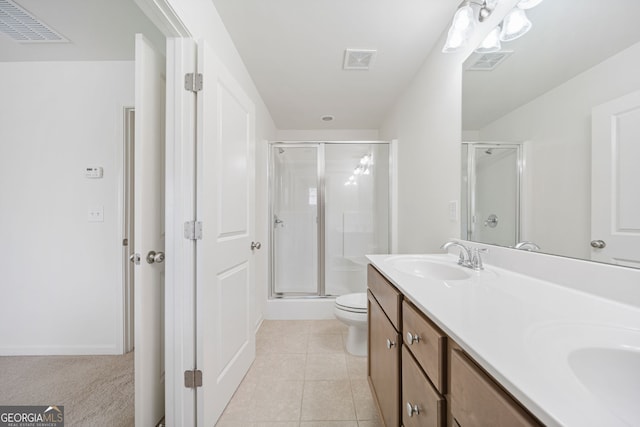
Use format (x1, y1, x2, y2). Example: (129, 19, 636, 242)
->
(85, 167, 103, 178)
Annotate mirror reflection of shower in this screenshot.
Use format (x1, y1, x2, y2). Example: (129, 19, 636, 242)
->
(269, 142, 390, 298)
(462, 142, 523, 247)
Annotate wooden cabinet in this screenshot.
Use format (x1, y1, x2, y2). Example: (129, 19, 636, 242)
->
(449, 347, 543, 427)
(367, 264, 402, 328)
(402, 346, 445, 427)
(367, 263, 543, 427)
(403, 300, 446, 393)
(368, 291, 400, 427)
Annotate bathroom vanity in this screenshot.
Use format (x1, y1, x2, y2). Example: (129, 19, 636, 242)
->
(366, 249, 640, 427)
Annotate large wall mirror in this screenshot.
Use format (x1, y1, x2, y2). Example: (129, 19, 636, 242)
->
(462, 0, 640, 268)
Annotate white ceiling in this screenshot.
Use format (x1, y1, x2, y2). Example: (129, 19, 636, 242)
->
(0, 0, 165, 61)
(212, 0, 459, 130)
(9, 1, 638, 134)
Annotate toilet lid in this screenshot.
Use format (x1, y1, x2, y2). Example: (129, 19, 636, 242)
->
(336, 292, 367, 312)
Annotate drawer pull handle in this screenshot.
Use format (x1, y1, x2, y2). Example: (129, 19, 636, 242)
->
(386, 338, 397, 349)
(406, 331, 420, 345)
(406, 402, 420, 417)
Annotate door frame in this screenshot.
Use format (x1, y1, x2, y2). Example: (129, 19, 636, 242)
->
(131, 1, 196, 426)
(122, 106, 135, 353)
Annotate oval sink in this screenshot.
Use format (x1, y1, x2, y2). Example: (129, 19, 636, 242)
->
(388, 256, 471, 280)
(527, 322, 640, 425)
(568, 347, 640, 425)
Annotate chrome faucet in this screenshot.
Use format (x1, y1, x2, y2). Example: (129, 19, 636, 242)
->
(514, 241, 540, 251)
(441, 241, 486, 271)
(441, 241, 472, 267)
(470, 247, 486, 271)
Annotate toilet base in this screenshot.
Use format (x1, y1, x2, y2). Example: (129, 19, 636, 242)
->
(345, 324, 368, 357)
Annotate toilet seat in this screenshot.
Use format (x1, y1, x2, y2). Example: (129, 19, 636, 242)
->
(335, 293, 367, 313)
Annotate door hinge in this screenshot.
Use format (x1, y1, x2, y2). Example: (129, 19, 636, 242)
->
(184, 220, 203, 240)
(184, 73, 203, 92)
(184, 369, 203, 388)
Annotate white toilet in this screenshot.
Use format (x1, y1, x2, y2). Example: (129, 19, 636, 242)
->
(334, 292, 368, 356)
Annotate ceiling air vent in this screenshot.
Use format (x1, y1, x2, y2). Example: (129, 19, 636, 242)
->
(0, 0, 68, 43)
(343, 49, 377, 70)
(465, 51, 513, 71)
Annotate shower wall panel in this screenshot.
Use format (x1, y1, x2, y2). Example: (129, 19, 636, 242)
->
(270, 142, 390, 298)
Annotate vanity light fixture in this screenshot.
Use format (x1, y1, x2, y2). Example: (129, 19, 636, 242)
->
(499, 7, 532, 41)
(442, 0, 496, 53)
(475, 26, 502, 53)
(443, 0, 545, 54)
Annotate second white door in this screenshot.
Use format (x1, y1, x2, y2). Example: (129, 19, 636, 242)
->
(591, 90, 640, 267)
(196, 41, 257, 426)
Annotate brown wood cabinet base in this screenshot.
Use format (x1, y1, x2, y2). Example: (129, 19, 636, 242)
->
(367, 264, 543, 427)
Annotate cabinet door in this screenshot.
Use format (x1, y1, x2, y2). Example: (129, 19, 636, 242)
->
(402, 346, 444, 427)
(368, 264, 402, 329)
(450, 349, 542, 427)
(403, 300, 446, 393)
(368, 291, 400, 427)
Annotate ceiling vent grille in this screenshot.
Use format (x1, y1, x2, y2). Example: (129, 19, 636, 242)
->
(465, 51, 513, 71)
(343, 49, 377, 70)
(0, 0, 68, 43)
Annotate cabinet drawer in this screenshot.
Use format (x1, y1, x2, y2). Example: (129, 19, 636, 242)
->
(402, 346, 445, 427)
(450, 349, 542, 427)
(368, 291, 401, 427)
(368, 264, 402, 330)
(403, 300, 446, 393)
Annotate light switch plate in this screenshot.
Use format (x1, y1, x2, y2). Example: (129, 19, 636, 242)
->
(448, 200, 458, 221)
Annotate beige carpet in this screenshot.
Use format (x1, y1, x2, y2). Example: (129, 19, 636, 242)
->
(0, 351, 134, 426)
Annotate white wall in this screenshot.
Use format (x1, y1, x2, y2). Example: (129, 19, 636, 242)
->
(275, 129, 379, 141)
(166, 0, 277, 328)
(378, 0, 520, 253)
(477, 40, 640, 259)
(0, 61, 134, 355)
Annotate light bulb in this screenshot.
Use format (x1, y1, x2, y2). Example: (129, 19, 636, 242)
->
(500, 8, 532, 42)
(442, 5, 476, 53)
(475, 27, 501, 53)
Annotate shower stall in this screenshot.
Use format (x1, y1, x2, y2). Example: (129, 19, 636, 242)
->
(269, 142, 390, 298)
(462, 142, 522, 247)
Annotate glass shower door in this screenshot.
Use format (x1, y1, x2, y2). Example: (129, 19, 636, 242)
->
(271, 145, 319, 295)
(324, 143, 389, 296)
(463, 143, 521, 246)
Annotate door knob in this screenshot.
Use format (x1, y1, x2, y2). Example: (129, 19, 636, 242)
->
(386, 338, 396, 349)
(590, 240, 606, 249)
(146, 251, 165, 264)
(251, 241, 262, 250)
(129, 253, 140, 265)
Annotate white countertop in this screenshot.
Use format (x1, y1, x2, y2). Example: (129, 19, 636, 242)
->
(367, 253, 640, 427)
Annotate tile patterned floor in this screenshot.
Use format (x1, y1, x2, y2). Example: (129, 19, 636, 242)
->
(215, 320, 382, 427)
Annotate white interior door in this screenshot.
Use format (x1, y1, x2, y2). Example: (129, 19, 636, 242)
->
(591, 90, 640, 268)
(134, 33, 166, 426)
(196, 41, 256, 425)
